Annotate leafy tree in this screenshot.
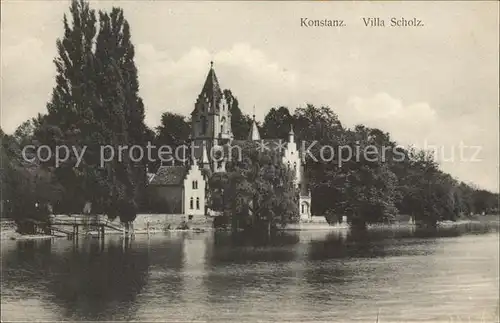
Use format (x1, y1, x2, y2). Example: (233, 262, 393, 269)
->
(208, 141, 298, 232)
(294, 104, 343, 144)
(94, 8, 143, 225)
(261, 106, 293, 140)
(472, 189, 499, 215)
(95, 7, 148, 210)
(393, 148, 459, 226)
(291, 104, 346, 218)
(12, 120, 36, 147)
(1, 130, 63, 232)
(156, 112, 191, 148)
(46, 0, 97, 132)
(307, 125, 399, 229)
(5, 0, 499, 231)
(38, 0, 99, 213)
(154, 112, 191, 169)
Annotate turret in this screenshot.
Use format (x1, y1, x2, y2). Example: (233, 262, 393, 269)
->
(248, 107, 261, 141)
(288, 124, 295, 143)
(201, 141, 210, 170)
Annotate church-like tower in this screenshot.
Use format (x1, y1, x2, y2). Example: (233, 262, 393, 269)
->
(188, 62, 312, 220)
(191, 62, 233, 171)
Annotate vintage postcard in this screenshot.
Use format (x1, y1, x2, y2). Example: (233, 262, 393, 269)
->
(1, 1, 499, 322)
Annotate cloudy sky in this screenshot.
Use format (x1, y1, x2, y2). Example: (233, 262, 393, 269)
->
(1, 1, 499, 192)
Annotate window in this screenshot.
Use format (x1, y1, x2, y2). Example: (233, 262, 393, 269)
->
(192, 181, 198, 190)
(293, 162, 297, 169)
(196, 198, 200, 210)
(190, 198, 194, 210)
(221, 117, 226, 134)
(301, 204, 304, 214)
(201, 116, 207, 134)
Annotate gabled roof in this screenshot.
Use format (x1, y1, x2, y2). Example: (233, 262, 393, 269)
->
(149, 165, 188, 186)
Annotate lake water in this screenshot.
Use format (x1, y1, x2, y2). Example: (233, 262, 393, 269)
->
(1, 222, 499, 322)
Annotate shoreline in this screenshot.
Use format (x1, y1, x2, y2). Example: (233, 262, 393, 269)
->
(284, 215, 500, 232)
(0, 227, 211, 241)
(2, 215, 498, 240)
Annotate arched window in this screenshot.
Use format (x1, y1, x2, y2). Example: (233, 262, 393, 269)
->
(200, 116, 207, 135)
(301, 204, 304, 214)
(196, 198, 200, 210)
(190, 197, 194, 210)
(220, 117, 226, 134)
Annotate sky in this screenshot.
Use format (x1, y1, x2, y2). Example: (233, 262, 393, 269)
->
(1, 1, 499, 192)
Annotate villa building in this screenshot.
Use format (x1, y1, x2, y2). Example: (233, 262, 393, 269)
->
(148, 62, 312, 221)
(147, 162, 206, 218)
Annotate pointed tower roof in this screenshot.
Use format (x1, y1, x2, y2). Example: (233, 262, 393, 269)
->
(200, 61, 222, 109)
(248, 112, 261, 141)
(287, 123, 295, 143)
(201, 141, 211, 171)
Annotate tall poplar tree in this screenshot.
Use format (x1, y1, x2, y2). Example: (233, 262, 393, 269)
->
(94, 7, 147, 224)
(41, 0, 99, 212)
(224, 89, 252, 140)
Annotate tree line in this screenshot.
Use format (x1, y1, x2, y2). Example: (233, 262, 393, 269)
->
(150, 102, 499, 230)
(1, 0, 498, 233)
(1, 0, 150, 231)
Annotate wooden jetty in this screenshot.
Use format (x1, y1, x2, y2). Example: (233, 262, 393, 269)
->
(25, 215, 126, 239)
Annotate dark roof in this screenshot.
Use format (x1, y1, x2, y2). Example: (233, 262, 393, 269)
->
(149, 166, 188, 186)
(201, 66, 222, 109)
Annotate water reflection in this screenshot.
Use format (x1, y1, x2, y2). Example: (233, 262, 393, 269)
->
(1, 221, 499, 321)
